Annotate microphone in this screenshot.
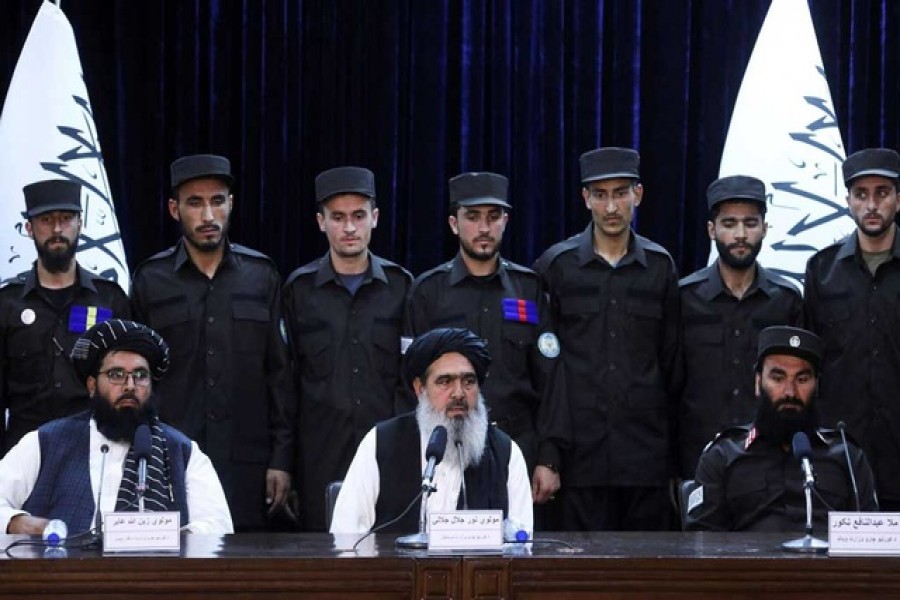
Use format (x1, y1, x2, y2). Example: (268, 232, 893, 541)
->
(782, 431, 829, 553)
(133, 424, 152, 512)
(456, 440, 468, 509)
(395, 425, 447, 549)
(836, 421, 862, 512)
(421, 426, 447, 491)
(791, 431, 814, 489)
(94, 444, 110, 533)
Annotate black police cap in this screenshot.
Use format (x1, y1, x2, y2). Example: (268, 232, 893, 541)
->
(756, 326, 823, 373)
(706, 175, 767, 212)
(22, 179, 82, 219)
(315, 166, 375, 204)
(449, 172, 511, 209)
(170, 154, 235, 190)
(842, 148, 900, 186)
(579, 147, 640, 184)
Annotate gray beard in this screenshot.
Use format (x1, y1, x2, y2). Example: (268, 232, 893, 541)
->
(415, 391, 489, 471)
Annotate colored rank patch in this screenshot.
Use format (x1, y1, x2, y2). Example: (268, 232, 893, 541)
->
(502, 298, 538, 324)
(68, 305, 113, 333)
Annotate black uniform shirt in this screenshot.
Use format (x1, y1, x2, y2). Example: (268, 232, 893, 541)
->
(131, 240, 295, 479)
(0, 264, 129, 454)
(686, 425, 878, 532)
(678, 263, 803, 478)
(534, 225, 681, 487)
(804, 232, 900, 503)
(283, 252, 411, 530)
(406, 253, 566, 469)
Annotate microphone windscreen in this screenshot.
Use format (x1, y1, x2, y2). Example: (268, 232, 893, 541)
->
(425, 425, 448, 464)
(133, 424, 152, 460)
(791, 431, 812, 461)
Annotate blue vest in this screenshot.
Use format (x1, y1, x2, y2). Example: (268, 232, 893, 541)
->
(374, 412, 510, 533)
(22, 411, 192, 533)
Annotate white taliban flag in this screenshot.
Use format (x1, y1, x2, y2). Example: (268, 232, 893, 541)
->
(0, 1, 128, 292)
(710, 0, 855, 289)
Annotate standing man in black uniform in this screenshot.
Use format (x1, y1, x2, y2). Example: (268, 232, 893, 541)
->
(804, 147, 900, 511)
(406, 172, 565, 509)
(131, 155, 296, 531)
(0, 179, 129, 455)
(686, 326, 878, 532)
(534, 147, 681, 531)
(283, 166, 412, 531)
(678, 175, 803, 479)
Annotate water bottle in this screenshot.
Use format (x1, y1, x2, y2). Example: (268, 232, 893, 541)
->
(41, 519, 67, 546)
(502, 518, 530, 543)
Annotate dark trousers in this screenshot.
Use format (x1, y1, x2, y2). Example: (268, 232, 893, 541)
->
(555, 485, 675, 531)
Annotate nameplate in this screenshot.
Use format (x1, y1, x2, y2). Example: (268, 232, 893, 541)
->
(102, 511, 181, 553)
(427, 510, 503, 552)
(829, 511, 900, 556)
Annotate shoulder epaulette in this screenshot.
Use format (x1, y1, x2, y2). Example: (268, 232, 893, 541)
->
(533, 235, 580, 274)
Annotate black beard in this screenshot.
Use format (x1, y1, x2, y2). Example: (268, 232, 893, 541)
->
(92, 390, 156, 442)
(459, 237, 500, 263)
(715, 238, 762, 270)
(181, 221, 227, 253)
(35, 237, 77, 273)
(753, 385, 818, 445)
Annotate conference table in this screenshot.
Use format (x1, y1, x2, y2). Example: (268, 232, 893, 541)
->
(1, 531, 899, 599)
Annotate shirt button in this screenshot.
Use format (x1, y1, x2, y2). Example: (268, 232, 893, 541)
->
(609, 364, 617, 371)
(355, 399, 361, 406)
(54, 382, 62, 388)
(54, 350, 61, 357)
(207, 316, 215, 324)
(610, 298, 617, 306)
(207, 348, 215, 356)
(732, 388, 739, 396)
(870, 317, 877, 324)
(208, 284, 214, 291)
(352, 367, 359, 374)
(207, 378, 216, 387)
(872, 348, 879, 357)
(206, 411, 216, 421)
(733, 329, 741, 337)
(609, 331, 616, 338)
(733, 358, 740, 365)
(351, 338, 358, 345)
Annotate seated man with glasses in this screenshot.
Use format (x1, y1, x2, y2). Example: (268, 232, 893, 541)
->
(0, 319, 233, 536)
(330, 327, 533, 533)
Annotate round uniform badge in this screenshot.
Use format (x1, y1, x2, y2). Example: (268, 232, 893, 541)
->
(537, 332, 560, 358)
(21, 308, 36, 325)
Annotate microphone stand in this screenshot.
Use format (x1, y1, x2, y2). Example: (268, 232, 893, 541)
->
(395, 480, 437, 549)
(782, 469, 829, 553)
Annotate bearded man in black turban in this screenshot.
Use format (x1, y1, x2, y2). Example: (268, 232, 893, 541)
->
(0, 319, 233, 536)
(329, 327, 534, 534)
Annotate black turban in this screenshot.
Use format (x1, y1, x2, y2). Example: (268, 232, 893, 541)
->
(404, 328, 491, 388)
(70, 319, 170, 383)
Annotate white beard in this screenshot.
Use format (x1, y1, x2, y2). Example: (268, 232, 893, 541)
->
(415, 391, 489, 471)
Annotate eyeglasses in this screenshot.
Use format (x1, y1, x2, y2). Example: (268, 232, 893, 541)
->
(102, 367, 151, 386)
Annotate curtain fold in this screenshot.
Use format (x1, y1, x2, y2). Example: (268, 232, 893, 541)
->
(0, 0, 897, 277)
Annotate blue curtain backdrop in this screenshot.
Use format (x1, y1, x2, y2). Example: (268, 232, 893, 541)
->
(1, 0, 898, 278)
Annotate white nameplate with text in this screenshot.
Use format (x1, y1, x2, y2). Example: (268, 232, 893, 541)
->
(428, 510, 502, 552)
(829, 512, 900, 556)
(103, 511, 181, 553)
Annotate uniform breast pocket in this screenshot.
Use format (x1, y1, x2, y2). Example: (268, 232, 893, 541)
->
(372, 321, 401, 379)
(298, 330, 334, 381)
(5, 328, 45, 380)
(501, 322, 532, 374)
(821, 302, 851, 342)
(559, 294, 599, 322)
(232, 301, 270, 355)
(148, 301, 195, 359)
(625, 299, 662, 358)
